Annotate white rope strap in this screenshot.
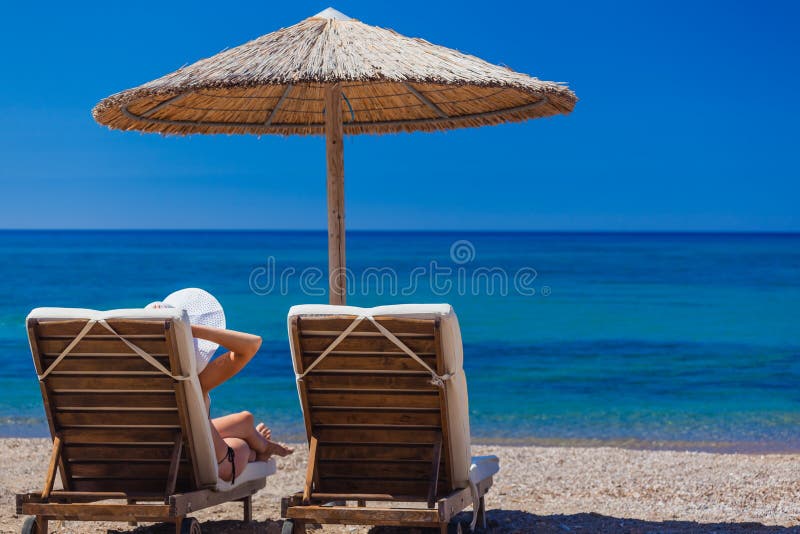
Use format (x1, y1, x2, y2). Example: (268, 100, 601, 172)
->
(97, 320, 189, 381)
(366, 316, 454, 387)
(297, 315, 454, 387)
(298, 316, 365, 379)
(38, 320, 97, 380)
(38, 319, 189, 382)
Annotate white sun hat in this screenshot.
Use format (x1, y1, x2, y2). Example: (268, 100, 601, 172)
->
(146, 288, 226, 373)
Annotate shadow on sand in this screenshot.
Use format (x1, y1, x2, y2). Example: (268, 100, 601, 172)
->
(113, 510, 800, 533)
(112, 519, 284, 533)
(426, 509, 800, 534)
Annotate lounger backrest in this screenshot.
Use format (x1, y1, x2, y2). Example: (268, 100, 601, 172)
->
(26, 308, 220, 497)
(288, 304, 472, 501)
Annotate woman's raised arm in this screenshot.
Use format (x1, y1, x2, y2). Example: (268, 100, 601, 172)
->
(192, 325, 262, 393)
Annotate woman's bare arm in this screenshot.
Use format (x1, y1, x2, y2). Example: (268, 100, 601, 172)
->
(193, 325, 261, 393)
(192, 325, 261, 355)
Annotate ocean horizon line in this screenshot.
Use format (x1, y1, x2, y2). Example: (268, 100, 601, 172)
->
(1, 228, 799, 236)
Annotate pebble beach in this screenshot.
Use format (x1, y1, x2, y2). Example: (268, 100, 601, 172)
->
(3, 439, 799, 533)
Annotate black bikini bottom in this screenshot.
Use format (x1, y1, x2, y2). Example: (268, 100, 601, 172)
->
(218, 445, 235, 484)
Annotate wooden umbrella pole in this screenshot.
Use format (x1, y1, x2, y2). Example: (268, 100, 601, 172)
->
(325, 83, 346, 305)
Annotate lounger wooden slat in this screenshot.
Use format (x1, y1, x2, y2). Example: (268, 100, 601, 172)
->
(317, 460, 442, 479)
(300, 335, 436, 354)
(17, 309, 274, 534)
(62, 444, 182, 462)
(52, 392, 177, 408)
(40, 356, 173, 373)
(316, 427, 444, 443)
(304, 373, 436, 389)
(307, 391, 441, 409)
(18, 502, 173, 522)
(59, 428, 183, 444)
(282, 304, 499, 534)
(318, 443, 440, 461)
(301, 354, 438, 371)
(297, 316, 435, 335)
(69, 462, 192, 479)
(38, 338, 170, 355)
(55, 410, 181, 427)
(318, 479, 446, 496)
(36, 319, 167, 337)
(310, 408, 441, 426)
(47, 375, 177, 391)
(68, 478, 184, 495)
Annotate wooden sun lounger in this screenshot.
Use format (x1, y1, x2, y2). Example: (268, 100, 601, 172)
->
(15, 308, 275, 534)
(281, 304, 499, 534)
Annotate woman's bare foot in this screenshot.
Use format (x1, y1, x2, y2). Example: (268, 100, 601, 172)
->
(253, 422, 293, 460)
(256, 422, 271, 441)
(255, 440, 294, 461)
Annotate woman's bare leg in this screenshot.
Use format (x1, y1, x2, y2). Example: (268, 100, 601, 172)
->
(217, 438, 252, 482)
(212, 411, 293, 460)
(211, 411, 270, 455)
(209, 420, 253, 481)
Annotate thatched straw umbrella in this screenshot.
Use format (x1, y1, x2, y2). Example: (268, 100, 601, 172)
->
(93, 7, 577, 304)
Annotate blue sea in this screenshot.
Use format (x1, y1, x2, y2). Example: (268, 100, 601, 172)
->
(1, 230, 798, 452)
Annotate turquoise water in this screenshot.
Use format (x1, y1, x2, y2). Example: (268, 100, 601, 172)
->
(1, 231, 799, 451)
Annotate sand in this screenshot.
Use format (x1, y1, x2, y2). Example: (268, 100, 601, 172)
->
(2, 439, 799, 533)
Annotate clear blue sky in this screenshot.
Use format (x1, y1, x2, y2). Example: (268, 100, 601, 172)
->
(0, 1, 797, 231)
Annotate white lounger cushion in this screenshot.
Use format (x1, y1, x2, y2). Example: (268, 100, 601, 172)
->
(217, 457, 277, 491)
(27, 307, 275, 491)
(287, 303, 473, 488)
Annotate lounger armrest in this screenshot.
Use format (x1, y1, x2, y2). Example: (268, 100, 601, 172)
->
(469, 455, 499, 484)
(468, 455, 499, 531)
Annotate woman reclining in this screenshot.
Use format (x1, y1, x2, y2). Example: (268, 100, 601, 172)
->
(148, 288, 293, 483)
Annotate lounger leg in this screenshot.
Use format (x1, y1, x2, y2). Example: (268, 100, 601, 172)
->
(242, 495, 252, 522)
(37, 517, 48, 534)
(174, 515, 183, 534)
(477, 496, 487, 529)
(293, 520, 307, 534)
(128, 499, 138, 526)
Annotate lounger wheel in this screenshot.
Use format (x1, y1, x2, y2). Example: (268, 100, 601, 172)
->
(20, 517, 40, 534)
(180, 517, 201, 534)
(281, 519, 306, 534)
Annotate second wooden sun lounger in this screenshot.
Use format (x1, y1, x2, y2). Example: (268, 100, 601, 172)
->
(16, 307, 276, 534)
(281, 304, 499, 533)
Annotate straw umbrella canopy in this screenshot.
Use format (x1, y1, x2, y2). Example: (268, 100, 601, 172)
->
(93, 7, 577, 304)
